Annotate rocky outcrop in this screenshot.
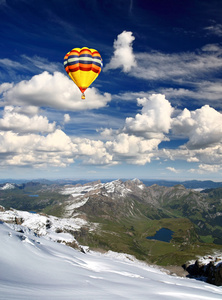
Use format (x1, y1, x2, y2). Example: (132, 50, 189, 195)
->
(0, 205, 5, 212)
(183, 255, 222, 286)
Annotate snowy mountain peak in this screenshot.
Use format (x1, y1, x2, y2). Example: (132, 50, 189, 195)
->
(0, 183, 15, 190)
(59, 179, 144, 218)
(132, 178, 142, 184)
(60, 179, 134, 201)
(103, 179, 132, 196)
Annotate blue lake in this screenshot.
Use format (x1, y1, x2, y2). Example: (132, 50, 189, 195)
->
(146, 228, 174, 243)
(28, 195, 39, 197)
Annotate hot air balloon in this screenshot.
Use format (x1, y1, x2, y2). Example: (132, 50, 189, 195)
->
(64, 47, 103, 99)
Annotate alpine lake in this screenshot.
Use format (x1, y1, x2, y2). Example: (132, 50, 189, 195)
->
(146, 228, 174, 243)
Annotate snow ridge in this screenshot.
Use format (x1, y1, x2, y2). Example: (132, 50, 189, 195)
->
(0, 208, 87, 244)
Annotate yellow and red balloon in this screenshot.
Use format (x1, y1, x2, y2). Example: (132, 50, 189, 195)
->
(64, 47, 103, 99)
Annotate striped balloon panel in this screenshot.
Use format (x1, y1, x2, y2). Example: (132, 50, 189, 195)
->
(64, 47, 102, 93)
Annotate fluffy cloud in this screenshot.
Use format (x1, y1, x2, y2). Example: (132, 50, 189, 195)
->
(36, 129, 75, 153)
(0, 82, 13, 94)
(64, 113, 70, 123)
(6, 105, 39, 116)
(0, 106, 55, 133)
(0, 129, 75, 168)
(0, 125, 114, 168)
(106, 133, 158, 165)
(189, 163, 222, 174)
(73, 137, 114, 165)
(172, 105, 222, 149)
(123, 94, 173, 139)
(166, 167, 179, 173)
(0, 129, 113, 168)
(98, 94, 173, 165)
(161, 145, 222, 167)
(198, 164, 221, 173)
(0, 87, 221, 173)
(102, 94, 222, 169)
(104, 31, 136, 72)
(153, 103, 222, 174)
(1, 71, 111, 111)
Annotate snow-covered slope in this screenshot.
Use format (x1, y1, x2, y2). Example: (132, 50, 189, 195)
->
(0, 222, 222, 300)
(0, 207, 95, 245)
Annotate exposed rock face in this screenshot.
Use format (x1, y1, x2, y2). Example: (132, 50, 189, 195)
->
(183, 255, 222, 286)
(208, 261, 222, 286)
(0, 206, 5, 212)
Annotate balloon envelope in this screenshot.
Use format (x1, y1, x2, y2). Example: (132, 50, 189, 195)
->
(64, 47, 103, 98)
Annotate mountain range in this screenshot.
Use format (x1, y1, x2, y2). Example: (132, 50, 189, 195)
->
(0, 178, 222, 269)
(1, 178, 222, 189)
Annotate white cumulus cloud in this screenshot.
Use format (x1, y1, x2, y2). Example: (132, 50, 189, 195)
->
(0, 129, 76, 168)
(0, 106, 55, 133)
(73, 137, 114, 165)
(104, 31, 136, 72)
(172, 105, 222, 149)
(106, 133, 159, 165)
(1, 71, 111, 111)
(123, 94, 173, 139)
(0, 84, 221, 174)
(64, 113, 70, 123)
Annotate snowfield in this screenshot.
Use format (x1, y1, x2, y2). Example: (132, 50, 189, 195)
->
(60, 183, 101, 197)
(0, 222, 222, 300)
(0, 208, 89, 244)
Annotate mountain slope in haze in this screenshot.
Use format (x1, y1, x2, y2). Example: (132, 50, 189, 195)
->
(0, 221, 222, 300)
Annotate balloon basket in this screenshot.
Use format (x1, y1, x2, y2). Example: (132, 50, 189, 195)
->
(81, 93, 85, 100)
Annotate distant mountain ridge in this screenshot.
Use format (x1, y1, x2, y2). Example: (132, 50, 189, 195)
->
(142, 179, 222, 189)
(0, 178, 222, 189)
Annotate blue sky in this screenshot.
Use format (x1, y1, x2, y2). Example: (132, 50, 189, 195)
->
(0, 0, 222, 181)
